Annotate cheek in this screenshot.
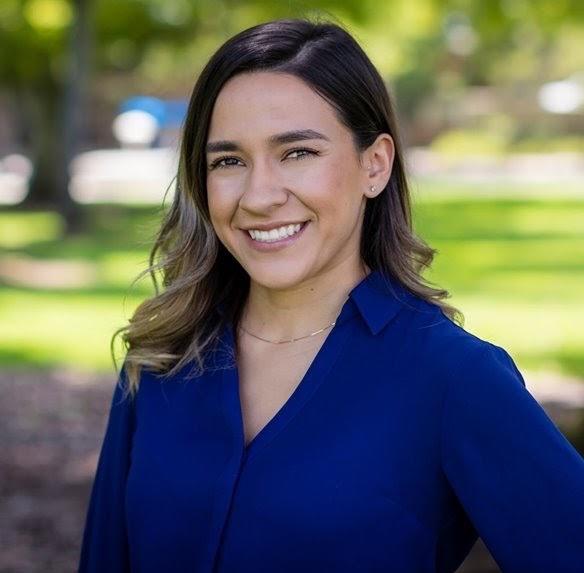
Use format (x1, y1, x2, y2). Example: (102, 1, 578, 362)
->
(312, 161, 363, 222)
(207, 188, 238, 256)
(206, 187, 233, 247)
(207, 182, 235, 225)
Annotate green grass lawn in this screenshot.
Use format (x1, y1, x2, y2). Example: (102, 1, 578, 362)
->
(1, 189, 583, 380)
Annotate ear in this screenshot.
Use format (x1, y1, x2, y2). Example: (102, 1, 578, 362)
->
(362, 134, 395, 198)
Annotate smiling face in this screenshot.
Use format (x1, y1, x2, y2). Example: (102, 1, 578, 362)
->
(206, 71, 375, 291)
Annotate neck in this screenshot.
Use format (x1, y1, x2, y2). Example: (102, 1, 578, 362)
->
(239, 261, 371, 342)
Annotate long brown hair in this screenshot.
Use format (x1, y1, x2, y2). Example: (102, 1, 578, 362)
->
(111, 17, 463, 396)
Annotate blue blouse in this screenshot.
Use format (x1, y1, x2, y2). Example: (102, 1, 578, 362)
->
(79, 269, 584, 572)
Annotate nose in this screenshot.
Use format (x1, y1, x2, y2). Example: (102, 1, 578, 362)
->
(238, 158, 288, 214)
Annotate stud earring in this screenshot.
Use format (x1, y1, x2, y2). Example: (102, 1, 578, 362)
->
(369, 185, 376, 193)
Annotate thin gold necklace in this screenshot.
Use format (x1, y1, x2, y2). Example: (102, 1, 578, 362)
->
(238, 296, 349, 345)
(238, 321, 336, 344)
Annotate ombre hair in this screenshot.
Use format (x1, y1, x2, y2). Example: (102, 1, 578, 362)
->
(111, 17, 463, 396)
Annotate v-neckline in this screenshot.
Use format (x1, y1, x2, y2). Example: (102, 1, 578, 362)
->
(220, 295, 358, 462)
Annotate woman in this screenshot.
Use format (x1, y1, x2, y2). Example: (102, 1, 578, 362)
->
(79, 18, 584, 573)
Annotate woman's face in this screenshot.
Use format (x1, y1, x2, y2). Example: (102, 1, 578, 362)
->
(206, 71, 383, 291)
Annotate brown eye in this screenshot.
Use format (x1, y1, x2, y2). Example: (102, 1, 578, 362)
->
(209, 156, 244, 170)
(285, 148, 318, 161)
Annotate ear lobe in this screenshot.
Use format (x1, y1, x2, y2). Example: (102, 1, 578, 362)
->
(365, 134, 394, 194)
(365, 183, 384, 199)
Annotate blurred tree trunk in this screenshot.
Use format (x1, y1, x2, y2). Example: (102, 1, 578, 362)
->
(22, 0, 93, 236)
(24, 84, 71, 210)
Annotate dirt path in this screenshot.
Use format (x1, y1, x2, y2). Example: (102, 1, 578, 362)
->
(0, 369, 111, 573)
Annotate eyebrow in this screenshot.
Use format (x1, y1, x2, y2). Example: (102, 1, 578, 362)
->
(205, 129, 331, 154)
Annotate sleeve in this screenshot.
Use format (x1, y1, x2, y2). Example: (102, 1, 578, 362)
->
(441, 342, 584, 573)
(78, 363, 135, 573)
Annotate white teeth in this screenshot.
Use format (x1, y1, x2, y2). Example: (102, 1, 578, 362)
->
(248, 222, 304, 242)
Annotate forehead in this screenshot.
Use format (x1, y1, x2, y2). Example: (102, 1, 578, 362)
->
(207, 71, 346, 141)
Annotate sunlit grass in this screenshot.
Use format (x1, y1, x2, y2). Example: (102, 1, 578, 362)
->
(451, 296, 584, 374)
(0, 288, 145, 372)
(0, 192, 583, 380)
(98, 251, 155, 291)
(0, 211, 64, 247)
(413, 191, 584, 378)
(0, 205, 159, 372)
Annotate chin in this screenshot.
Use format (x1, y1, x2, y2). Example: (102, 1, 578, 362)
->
(245, 264, 311, 291)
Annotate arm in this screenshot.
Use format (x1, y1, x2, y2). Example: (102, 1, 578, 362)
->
(78, 364, 135, 573)
(441, 342, 584, 573)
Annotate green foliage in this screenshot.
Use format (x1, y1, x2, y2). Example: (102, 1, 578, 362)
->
(4, 0, 583, 90)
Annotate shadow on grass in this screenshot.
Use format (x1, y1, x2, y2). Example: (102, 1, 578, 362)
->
(0, 203, 163, 259)
(414, 198, 584, 242)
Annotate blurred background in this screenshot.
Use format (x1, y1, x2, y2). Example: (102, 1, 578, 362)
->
(1, 0, 583, 571)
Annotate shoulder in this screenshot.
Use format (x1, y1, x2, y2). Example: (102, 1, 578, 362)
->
(388, 293, 526, 395)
